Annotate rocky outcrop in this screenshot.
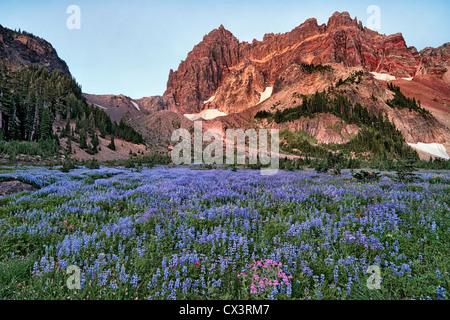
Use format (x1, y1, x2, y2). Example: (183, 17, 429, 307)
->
(86, 12, 449, 150)
(416, 42, 450, 78)
(164, 25, 241, 114)
(83, 93, 170, 122)
(0, 24, 70, 74)
(163, 11, 441, 115)
(275, 113, 360, 144)
(0, 179, 36, 196)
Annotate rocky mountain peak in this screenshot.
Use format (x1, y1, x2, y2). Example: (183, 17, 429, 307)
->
(83, 12, 450, 159)
(203, 24, 236, 42)
(0, 24, 70, 74)
(326, 11, 360, 31)
(162, 11, 448, 123)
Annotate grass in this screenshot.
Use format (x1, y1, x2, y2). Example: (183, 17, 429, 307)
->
(0, 255, 36, 299)
(280, 130, 318, 145)
(0, 166, 448, 300)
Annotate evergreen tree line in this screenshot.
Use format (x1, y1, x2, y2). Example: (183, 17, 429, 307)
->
(300, 63, 333, 74)
(255, 90, 397, 130)
(386, 82, 430, 116)
(255, 89, 415, 161)
(335, 70, 364, 87)
(0, 64, 143, 156)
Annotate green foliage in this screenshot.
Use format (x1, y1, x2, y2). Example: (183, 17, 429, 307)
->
(65, 136, 72, 155)
(386, 83, 430, 116)
(113, 119, 144, 145)
(301, 63, 333, 74)
(254, 110, 273, 119)
(331, 165, 342, 176)
(107, 136, 116, 151)
(0, 255, 36, 299)
(271, 157, 303, 172)
(342, 126, 412, 160)
(90, 133, 100, 154)
(0, 139, 59, 158)
(1, 165, 449, 300)
(39, 108, 53, 141)
(282, 138, 328, 160)
(62, 116, 71, 138)
(346, 157, 360, 169)
(59, 158, 78, 173)
(254, 90, 385, 130)
(79, 129, 88, 149)
(314, 152, 346, 174)
(258, 88, 415, 162)
(0, 63, 144, 160)
(106, 152, 172, 169)
(85, 158, 100, 170)
(351, 170, 381, 181)
(417, 157, 450, 170)
(395, 156, 419, 183)
(124, 159, 136, 169)
(335, 70, 364, 87)
(315, 161, 329, 173)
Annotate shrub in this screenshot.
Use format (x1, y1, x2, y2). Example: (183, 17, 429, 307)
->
(352, 170, 381, 181)
(85, 159, 100, 170)
(395, 157, 418, 183)
(315, 161, 329, 173)
(59, 158, 77, 173)
(108, 136, 116, 151)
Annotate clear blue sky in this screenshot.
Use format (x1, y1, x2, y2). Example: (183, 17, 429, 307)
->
(0, 0, 448, 99)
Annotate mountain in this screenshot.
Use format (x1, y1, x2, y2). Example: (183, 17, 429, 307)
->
(0, 25, 146, 163)
(0, 24, 70, 75)
(162, 12, 449, 114)
(82, 12, 450, 161)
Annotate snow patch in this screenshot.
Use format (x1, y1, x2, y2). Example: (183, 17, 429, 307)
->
(94, 103, 107, 110)
(407, 142, 450, 160)
(130, 101, 140, 111)
(370, 72, 396, 81)
(184, 109, 228, 121)
(204, 95, 216, 104)
(258, 87, 273, 104)
(402, 77, 413, 81)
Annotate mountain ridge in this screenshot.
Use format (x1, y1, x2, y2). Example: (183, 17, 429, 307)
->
(2, 12, 446, 161)
(0, 24, 70, 75)
(84, 11, 449, 160)
(160, 11, 449, 115)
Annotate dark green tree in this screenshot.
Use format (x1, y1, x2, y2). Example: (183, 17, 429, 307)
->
(91, 133, 99, 154)
(108, 136, 116, 151)
(39, 108, 53, 140)
(79, 129, 87, 149)
(395, 155, 418, 183)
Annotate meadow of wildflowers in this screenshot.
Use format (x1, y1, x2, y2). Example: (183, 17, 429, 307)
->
(0, 166, 448, 300)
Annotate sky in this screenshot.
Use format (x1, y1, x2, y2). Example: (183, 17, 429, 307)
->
(0, 0, 449, 99)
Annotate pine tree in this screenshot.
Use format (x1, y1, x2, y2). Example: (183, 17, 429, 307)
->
(88, 112, 96, 135)
(66, 136, 72, 155)
(79, 129, 87, 149)
(91, 133, 99, 153)
(99, 118, 107, 138)
(64, 115, 71, 137)
(395, 155, 417, 183)
(40, 108, 53, 140)
(108, 136, 116, 151)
